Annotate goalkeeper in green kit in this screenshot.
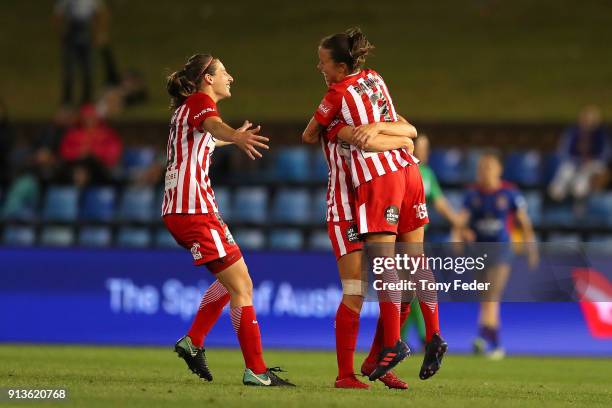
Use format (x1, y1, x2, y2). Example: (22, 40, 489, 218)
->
(401, 135, 464, 349)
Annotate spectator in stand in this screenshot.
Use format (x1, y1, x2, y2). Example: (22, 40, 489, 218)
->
(54, 0, 106, 105)
(59, 104, 122, 186)
(549, 105, 610, 201)
(0, 100, 13, 189)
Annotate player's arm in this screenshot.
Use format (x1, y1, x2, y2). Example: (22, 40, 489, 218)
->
(352, 120, 417, 149)
(215, 120, 255, 147)
(202, 117, 269, 160)
(302, 116, 323, 144)
(515, 206, 539, 268)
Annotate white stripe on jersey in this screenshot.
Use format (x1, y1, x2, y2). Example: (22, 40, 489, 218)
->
(175, 108, 190, 213)
(334, 225, 347, 256)
(347, 87, 369, 125)
(210, 229, 227, 257)
(359, 203, 368, 234)
(187, 130, 203, 214)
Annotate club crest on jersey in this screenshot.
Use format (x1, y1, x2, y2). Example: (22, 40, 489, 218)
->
(385, 205, 400, 225)
(224, 226, 236, 245)
(496, 195, 509, 211)
(191, 242, 202, 261)
(346, 224, 360, 243)
(414, 203, 428, 220)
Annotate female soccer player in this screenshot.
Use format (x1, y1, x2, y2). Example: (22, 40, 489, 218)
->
(459, 150, 538, 359)
(303, 27, 445, 384)
(163, 54, 294, 387)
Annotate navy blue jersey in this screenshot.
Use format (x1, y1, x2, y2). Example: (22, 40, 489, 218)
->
(463, 182, 526, 242)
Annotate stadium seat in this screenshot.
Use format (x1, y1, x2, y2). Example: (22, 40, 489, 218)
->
(214, 187, 232, 220)
(503, 150, 542, 187)
(523, 191, 542, 226)
(269, 229, 304, 250)
(81, 187, 116, 222)
(122, 147, 156, 179)
(233, 229, 266, 250)
(40, 226, 75, 247)
(233, 187, 268, 223)
(1, 175, 39, 221)
(541, 202, 576, 227)
(547, 232, 582, 243)
(154, 228, 181, 249)
(542, 153, 562, 185)
(274, 146, 310, 181)
(585, 192, 612, 226)
(309, 230, 332, 251)
(311, 149, 329, 181)
(118, 186, 155, 222)
(464, 149, 482, 182)
(272, 188, 311, 224)
(79, 226, 112, 247)
(43, 186, 79, 222)
(428, 148, 465, 184)
(117, 227, 151, 248)
(2, 225, 36, 246)
(312, 188, 328, 223)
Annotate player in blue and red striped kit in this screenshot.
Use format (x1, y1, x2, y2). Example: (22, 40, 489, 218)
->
(460, 150, 538, 359)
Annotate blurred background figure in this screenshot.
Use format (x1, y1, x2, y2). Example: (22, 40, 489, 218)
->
(460, 151, 538, 360)
(0, 100, 13, 190)
(54, 0, 107, 106)
(59, 104, 122, 187)
(548, 105, 610, 202)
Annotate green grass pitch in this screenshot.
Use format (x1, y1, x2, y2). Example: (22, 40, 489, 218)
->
(1, 345, 611, 407)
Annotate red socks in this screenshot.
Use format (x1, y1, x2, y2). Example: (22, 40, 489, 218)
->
(230, 305, 267, 374)
(335, 302, 360, 379)
(365, 302, 411, 365)
(187, 280, 230, 347)
(379, 302, 401, 348)
(419, 301, 440, 342)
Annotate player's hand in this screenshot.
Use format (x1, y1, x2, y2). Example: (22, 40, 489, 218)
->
(237, 120, 253, 132)
(235, 124, 269, 160)
(527, 244, 540, 270)
(461, 228, 477, 242)
(353, 123, 379, 149)
(406, 137, 415, 154)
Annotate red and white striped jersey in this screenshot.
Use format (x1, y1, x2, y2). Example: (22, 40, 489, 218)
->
(320, 119, 355, 222)
(314, 69, 417, 188)
(162, 92, 220, 216)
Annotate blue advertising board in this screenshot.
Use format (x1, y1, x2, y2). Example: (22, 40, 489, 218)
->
(0, 248, 610, 355)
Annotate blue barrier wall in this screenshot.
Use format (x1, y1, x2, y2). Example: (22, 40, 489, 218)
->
(0, 248, 610, 355)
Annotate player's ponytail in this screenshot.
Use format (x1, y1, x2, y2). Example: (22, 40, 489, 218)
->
(320, 27, 375, 73)
(167, 54, 217, 109)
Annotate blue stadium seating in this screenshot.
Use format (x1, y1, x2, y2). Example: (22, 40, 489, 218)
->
(311, 149, 329, 181)
(81, 187, 116, 222)
(547, 232, 581, 243)
(464, 149, 482, 183)
(43, 186, 79, 222)
(233, 229, 266, 250)
(122, 147, 156, 178)
(272, 188, 311, 224)
(40, 226, 75, 247)
(154, 228, 181, 248)
(214, 187, 232, 220)
(428, 148, 465, 184)
(585, 192, 612, 226)
(3, 226, 36, 246)
(523, 191, 543, 226)
(503, 150, 542, 186)
(233, 187, 268, 223)
(117, 227, 151, 248)
(79, 226, 112, 247)
(119, 186, 155, 222)
(312, 188, 328, 223)
(274, 147, 310, 181)
(269, 229, 303, 250)
(543, 153, 562, 185)
(541, 202, 576, 227)
(309, 230, 332, 250)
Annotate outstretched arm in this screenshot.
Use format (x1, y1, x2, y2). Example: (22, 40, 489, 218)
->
(203, 117, 269, 160)
(337, 121, 417, 152)
(302, 116, 324, 144)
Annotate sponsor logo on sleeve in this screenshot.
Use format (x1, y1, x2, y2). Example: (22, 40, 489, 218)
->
(385, 205, 400, 225)
(193, 108, 216, 120)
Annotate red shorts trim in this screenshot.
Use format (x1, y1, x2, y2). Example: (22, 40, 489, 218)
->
(355, 165, 429, 235)
(327, 220, 363, 260)
(163, 213, 242, 274)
